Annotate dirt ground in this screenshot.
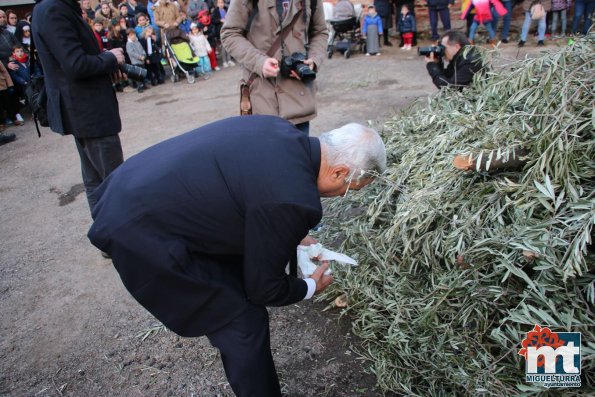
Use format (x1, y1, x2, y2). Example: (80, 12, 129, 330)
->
(0, 36, 548, 397)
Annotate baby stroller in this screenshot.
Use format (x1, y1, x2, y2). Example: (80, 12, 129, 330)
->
(163, 29, 197, 84)
(327, 17, 363, 58)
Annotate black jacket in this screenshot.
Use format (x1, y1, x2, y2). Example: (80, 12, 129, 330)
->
(88, 115, 323, 337)
(426, 46, 483, 89)
(32, 0, 121, 137)
(0, 28, 19, 67)
(426, 0, 454, 9)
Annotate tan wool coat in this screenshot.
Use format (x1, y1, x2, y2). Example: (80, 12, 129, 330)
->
(221, 0, 328, 124)
(0, 61, 14, 91)
(154, 2, 183, 28)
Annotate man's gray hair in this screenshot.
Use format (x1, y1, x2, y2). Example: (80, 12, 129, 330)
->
(319, 123, 387, 180)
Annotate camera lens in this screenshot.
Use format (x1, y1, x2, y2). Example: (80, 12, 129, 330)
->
(119, 64, 147, 82)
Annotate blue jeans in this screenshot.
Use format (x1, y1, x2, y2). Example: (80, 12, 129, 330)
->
(491, 1, 513, 39)
(521, 11, 547, 41)
(550, 10, 568, 35)
(572, 0, 595, 34)
(469, 19, 497, 40)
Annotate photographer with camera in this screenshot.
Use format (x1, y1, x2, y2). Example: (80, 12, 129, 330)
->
(220, 0, 328, 134)
(32, 0, 126, 222)
(422, 30, 483, 89)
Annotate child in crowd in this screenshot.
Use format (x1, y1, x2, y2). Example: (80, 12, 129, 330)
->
(119, 3, 136, 28)
(461, 0, 508, 45)
(197, 11, 220, 71)
(125, 28, 148, 93)
(134, 13, 152, 38)
(179, 11, 192, 34)
(550, 0, 571, 37)
(363, 5, 383, 56)
(188, 23, 212, 79)
(92, 19, 109, 51)
(140, 26, 164, 85)
(397, 4, 416, 50)
(7, 45, 30, 99)
(107, 24, 128, 92)
(212, 0, 234, 67)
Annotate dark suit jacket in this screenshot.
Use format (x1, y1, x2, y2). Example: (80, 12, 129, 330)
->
(32, 0, 121, 138)
(88, 116, 323, 337)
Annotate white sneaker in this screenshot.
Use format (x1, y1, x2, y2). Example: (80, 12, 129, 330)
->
(375, 52, 381, 56)
(400, 46, 407, 50)
(214, 66, 220, 71)
(365, 53, 370, 56)
(16, 113, 24, 122)
(223, 62, 229, 68)
(228, 60, 235, 66)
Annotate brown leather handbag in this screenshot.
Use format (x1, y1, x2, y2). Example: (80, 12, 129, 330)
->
(239, 10, 303, 115)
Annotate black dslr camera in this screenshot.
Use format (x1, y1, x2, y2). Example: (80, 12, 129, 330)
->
(418, 44, 445, 57)
(119, 63, 147, 82)
(280, 52, 316, 83)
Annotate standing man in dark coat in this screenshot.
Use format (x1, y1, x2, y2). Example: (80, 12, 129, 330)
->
(32, 0, 126, 215)
(426, 0, 454, 41)
(374, 0, 393, 46)
(88, 115, 387, 396)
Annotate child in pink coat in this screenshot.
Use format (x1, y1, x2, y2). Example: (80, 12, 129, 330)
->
(461, 0, 508, 44)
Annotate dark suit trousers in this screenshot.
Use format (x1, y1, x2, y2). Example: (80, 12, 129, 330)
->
(429, 8, 452, 40)
(206, 303, 282, 397)
(75, 135, 123, 213)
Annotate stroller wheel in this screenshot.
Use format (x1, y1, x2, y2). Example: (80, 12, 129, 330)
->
(344, 49, 351, 59)
(170, 74, 177, 83)
(187, 74, 196, 84)
(327, 48, 333, 59)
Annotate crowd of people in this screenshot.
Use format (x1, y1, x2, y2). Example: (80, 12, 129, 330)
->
(0, 0, 593, 145)
(0, 0, 237, 144)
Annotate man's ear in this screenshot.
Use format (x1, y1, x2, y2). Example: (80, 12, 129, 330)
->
(331, 165, 350, 183)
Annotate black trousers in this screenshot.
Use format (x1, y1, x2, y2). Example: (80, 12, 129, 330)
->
(206, 304, 282, 397)
(380, 12, 392, 43)
(74, 135, 123, 213)
(0, 89, 18, 121)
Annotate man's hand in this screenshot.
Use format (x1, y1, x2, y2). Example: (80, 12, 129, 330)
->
(425, 52, 438, 64)
(111, 69, 126, 84)
(262, 57, 279, 78)
(310, 261, 333, 294)
(109, 48, 126, 64)
(304, 58, 316, 72)
(7, 62, 19, 71)
(300, 235, 318, 246)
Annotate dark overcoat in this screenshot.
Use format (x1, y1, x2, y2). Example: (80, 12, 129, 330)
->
(88, 116, 323, 337)
(32, 0, 121, 137)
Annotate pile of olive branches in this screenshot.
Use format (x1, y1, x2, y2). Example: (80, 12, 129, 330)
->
(318, 36, 594, 396)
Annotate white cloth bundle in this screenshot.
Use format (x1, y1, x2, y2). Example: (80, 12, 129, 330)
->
(297, 243, 358, 277)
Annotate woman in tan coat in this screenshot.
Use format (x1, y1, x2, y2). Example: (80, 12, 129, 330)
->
(221, 0, 328, 133)
(0, 61, 22, 134)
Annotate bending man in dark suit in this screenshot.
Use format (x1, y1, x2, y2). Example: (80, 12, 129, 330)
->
(88, 115, 387, 396)
(32, 0, 126, 214)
